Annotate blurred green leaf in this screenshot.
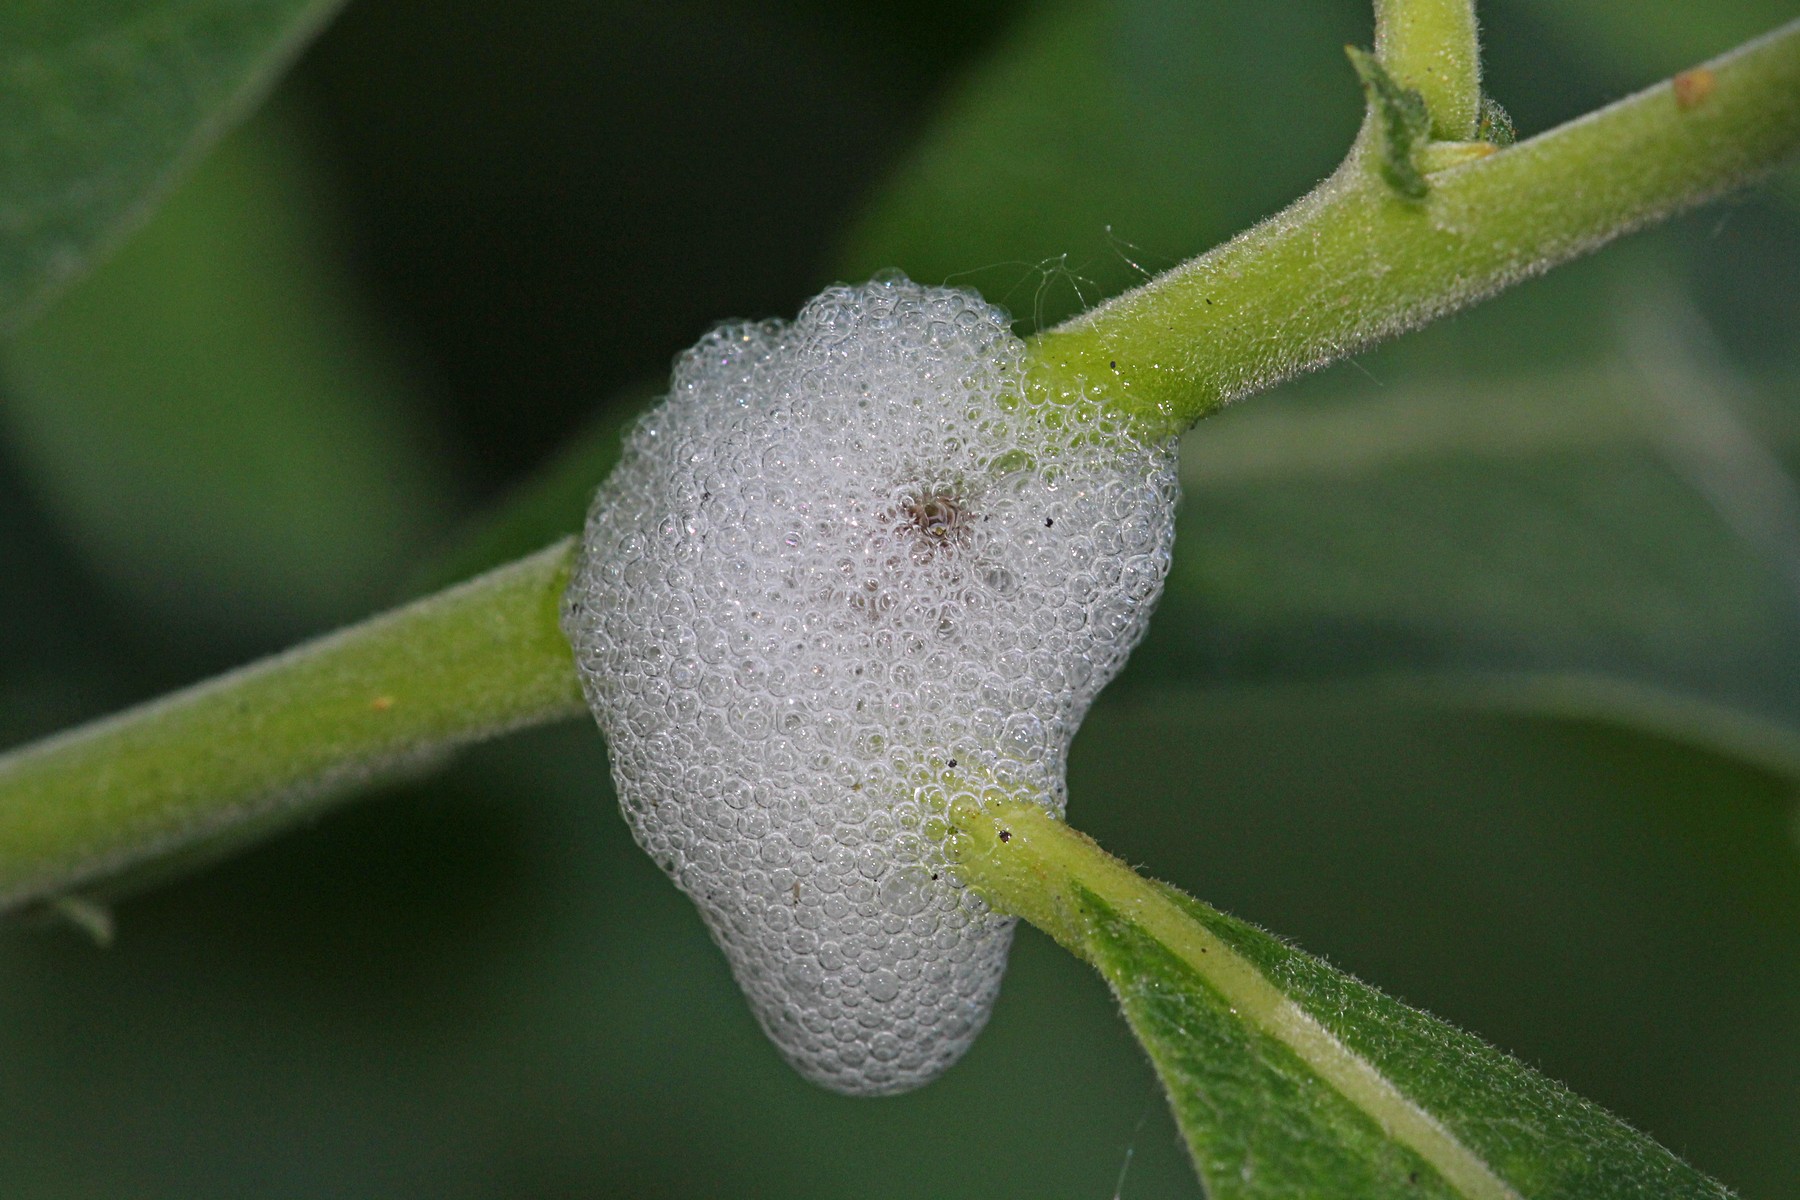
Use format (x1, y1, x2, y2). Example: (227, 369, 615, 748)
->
(402, 382, 655, 598)
(1506, 0, 1800, 81)
(0, 102, 452, 642)
(0, 0, 347, 329)
(836, 0, 1364, 330)
(1135, 259, 1800, 772)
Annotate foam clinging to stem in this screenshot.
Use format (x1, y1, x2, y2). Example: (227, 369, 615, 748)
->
(562, 275, 1178, 1095)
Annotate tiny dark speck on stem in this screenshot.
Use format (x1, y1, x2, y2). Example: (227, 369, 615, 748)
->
(1108, 360, 1118, 371)
(1674, 67, 1716, 110)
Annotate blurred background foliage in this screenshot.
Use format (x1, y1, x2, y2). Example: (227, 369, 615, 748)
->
(1, 0, 1798, 1196)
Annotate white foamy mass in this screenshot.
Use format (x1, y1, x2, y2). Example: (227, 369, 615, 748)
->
(562, 275, 1178, 1095)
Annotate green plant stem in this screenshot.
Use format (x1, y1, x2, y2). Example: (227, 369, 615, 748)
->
(1029, 19, 1800, 442)
(2, 22, 1797, 918)
(1374, 0, 1482, 138)
(0, 540, 583, 912)
(947, 795, 1516, 1200)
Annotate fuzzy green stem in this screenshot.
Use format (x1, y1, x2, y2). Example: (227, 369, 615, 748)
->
(1029, 19, 1800, 442)
(949, 796, 1516, 1200)
(2, 22, 1797, 920)
(1375, 0, 1482, 139)
(0, 540, 583, 912)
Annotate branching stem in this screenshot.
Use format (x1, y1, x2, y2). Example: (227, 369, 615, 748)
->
(2, 20, 1797, 912)
(1030, 19, 1800, 441)
(1374, 0, 1482, 139)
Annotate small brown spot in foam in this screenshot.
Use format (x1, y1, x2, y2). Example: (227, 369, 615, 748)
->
(903, 491, 970, 545)
(1674, 68, 1715, 111)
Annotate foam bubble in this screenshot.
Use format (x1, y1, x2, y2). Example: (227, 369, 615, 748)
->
(563, 275, 1178, 1095)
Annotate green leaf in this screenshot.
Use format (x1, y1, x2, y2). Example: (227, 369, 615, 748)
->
(0, 101, 452, 641)
(1510, 0, 1800, 82)
(1131, 254, 1800, 768)
(953, 797, 1734, 1199)
(401, 383, 656, 598)
(0, 0, 346, 329)
(836, 0, 1364, 330)
(1346, 45, 1433, 200)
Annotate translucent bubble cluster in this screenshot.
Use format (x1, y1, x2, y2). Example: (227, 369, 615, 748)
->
(563, 275, 1178, 1095)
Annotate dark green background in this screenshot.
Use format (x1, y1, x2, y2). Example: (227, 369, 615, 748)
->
(3, 0, 1799, 1195)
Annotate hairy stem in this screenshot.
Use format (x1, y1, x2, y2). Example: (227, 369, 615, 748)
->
(0, 541, 583, 911)
(1374, 0, 1482, 139)
(1030, 19, 1800, 441)
(2, 21, 1798, 914)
